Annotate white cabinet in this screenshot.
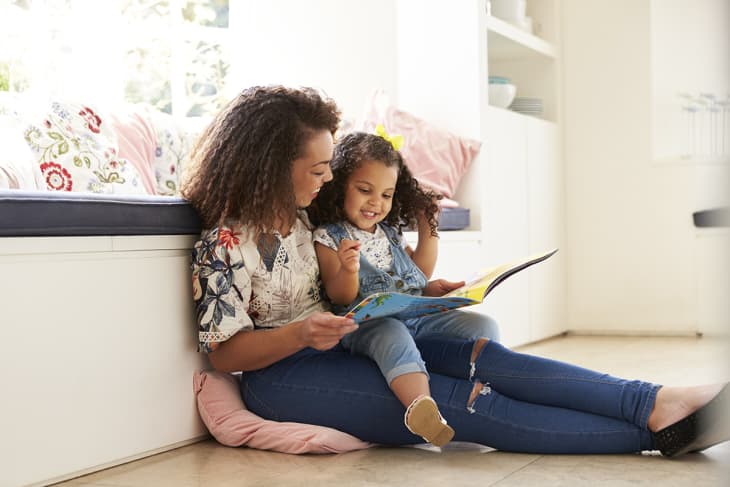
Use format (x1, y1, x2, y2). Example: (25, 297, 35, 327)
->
(478, 107, 565, 346)
(527, 115, 566, 341)
(396, 0, 565, 347)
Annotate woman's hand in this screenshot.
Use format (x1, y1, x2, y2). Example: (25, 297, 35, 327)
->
(423, 278, 466, 297)
(297, 311, 359, 350)
(337, 239, 361, 273)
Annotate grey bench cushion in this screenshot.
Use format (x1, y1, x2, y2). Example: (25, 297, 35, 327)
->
(0, 190, 470, 237)
(0, 190, 202, 237)
(438, 207, 470, 231)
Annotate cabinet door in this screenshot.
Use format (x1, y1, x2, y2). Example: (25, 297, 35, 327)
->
(403, 232, 482, 282)
(480, 108, 530, 347)
(433, 238, 483, 282)
(527, 118, 566, 341)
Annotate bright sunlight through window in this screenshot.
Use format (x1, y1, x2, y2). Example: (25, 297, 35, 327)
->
(0, 0, 230, 118)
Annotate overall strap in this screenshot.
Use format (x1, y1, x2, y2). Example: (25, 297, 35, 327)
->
(379, 222, 403, 246)
(321, 222, 350, 247)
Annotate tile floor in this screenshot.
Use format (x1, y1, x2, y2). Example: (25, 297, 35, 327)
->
(55, 335, 730, 487)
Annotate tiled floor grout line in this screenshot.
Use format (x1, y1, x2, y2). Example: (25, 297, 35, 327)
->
(486, 455, 545, 486)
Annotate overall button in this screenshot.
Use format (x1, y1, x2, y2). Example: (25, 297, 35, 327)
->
(395, 280, 404, 289)
(387, 271, 395, 276)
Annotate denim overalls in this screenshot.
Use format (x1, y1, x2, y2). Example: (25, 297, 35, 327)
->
(321, 222, 428, 316)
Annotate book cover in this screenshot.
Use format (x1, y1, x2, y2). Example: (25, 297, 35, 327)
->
(344, 248, 558, 323)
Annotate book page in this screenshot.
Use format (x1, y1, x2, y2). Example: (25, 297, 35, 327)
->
(344, 248, 557, 323)
(444, 248, 558, 302)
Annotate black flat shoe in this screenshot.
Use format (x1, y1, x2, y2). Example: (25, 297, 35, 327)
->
(653, 383, 730, 457)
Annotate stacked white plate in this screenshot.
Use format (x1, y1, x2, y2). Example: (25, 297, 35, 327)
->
(509, 97, 543, 117)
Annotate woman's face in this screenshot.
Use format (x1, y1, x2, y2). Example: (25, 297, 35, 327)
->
(291, 129, 335, 208)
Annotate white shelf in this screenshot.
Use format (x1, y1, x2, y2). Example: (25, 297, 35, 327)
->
(486, 15, 557, 61)
(487, 104, 557, 126)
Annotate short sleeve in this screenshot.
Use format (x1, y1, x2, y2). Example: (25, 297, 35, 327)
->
(313, 227, 338, 251)
(191, 227, 254, 353)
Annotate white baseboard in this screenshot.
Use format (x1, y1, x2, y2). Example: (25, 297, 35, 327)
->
(31, 435, 211, 487)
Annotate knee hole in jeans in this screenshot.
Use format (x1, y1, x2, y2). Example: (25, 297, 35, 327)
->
(466, 381, 492, 414)
(468, 337, 490, 381)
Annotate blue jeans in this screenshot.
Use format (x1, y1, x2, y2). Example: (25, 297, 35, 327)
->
(340, 310, 501, 384)
(240, 336, 659, 454)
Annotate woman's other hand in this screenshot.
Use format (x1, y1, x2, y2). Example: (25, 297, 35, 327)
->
(423, 278, 466, 297)
(297, 312, 359, 350)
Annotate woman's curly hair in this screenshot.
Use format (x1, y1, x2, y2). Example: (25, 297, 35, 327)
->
(181, 85, 340, 234)
(308, 132, 441, 236)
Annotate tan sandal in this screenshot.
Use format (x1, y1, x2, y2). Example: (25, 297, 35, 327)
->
(404, 396, 455, 447)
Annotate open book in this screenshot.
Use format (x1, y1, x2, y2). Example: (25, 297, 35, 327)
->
(344, 248, 558, 323)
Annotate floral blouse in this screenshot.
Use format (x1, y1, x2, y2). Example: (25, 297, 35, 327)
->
(191, 212, 325, 353)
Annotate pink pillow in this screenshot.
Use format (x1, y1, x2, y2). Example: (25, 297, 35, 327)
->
(359, 90, 481, 200)
(193, 370, 372, 454)
(108, 108, 159, 195)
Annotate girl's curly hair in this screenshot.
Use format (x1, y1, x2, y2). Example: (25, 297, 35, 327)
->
(181, 85, 340, 234)
(308, 132, 441, 236)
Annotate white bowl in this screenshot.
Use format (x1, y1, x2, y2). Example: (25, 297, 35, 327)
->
(488, 83, 517, 109)
(490, 0, 526, 22)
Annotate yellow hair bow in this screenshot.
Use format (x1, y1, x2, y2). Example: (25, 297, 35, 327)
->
(375, 124, 404, 151)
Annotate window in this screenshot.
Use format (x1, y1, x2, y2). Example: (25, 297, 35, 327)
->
(0, 0, 230, 119)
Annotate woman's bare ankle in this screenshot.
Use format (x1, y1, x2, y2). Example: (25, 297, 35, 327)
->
(648, 383, 726, 432)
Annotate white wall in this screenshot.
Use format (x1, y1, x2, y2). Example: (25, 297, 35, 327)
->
(228, 0, 729, 337)
(229, 0, 398, 122)
(562, 0, 729, 335)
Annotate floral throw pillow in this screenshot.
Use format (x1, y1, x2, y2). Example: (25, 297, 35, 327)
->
(145, 108, 197, 196)
(0, 115, 42, 190)
(23, 101, 147, 194)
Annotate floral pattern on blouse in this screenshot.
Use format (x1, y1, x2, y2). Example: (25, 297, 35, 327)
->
(191, 214, 326, 353)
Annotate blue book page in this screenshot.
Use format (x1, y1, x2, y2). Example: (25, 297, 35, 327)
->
(345, 293, 479, 323)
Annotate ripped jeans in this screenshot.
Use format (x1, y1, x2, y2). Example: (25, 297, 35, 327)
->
(340, 310, 501, 384)
(240, 336, 660, 453)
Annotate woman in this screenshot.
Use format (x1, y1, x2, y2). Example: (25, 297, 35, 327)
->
(182, 85, 728, 456)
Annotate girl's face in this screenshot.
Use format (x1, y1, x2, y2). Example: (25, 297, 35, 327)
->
(343, 159, 398, 233)
(291, 129, 335, 208)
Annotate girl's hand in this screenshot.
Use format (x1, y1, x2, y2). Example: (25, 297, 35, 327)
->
(297, 312, 359, 350)
(423, 278, 466, 297)
(337, 239, 361, 273)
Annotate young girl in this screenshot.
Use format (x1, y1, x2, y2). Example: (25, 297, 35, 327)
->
(308, 131, 498, 447)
